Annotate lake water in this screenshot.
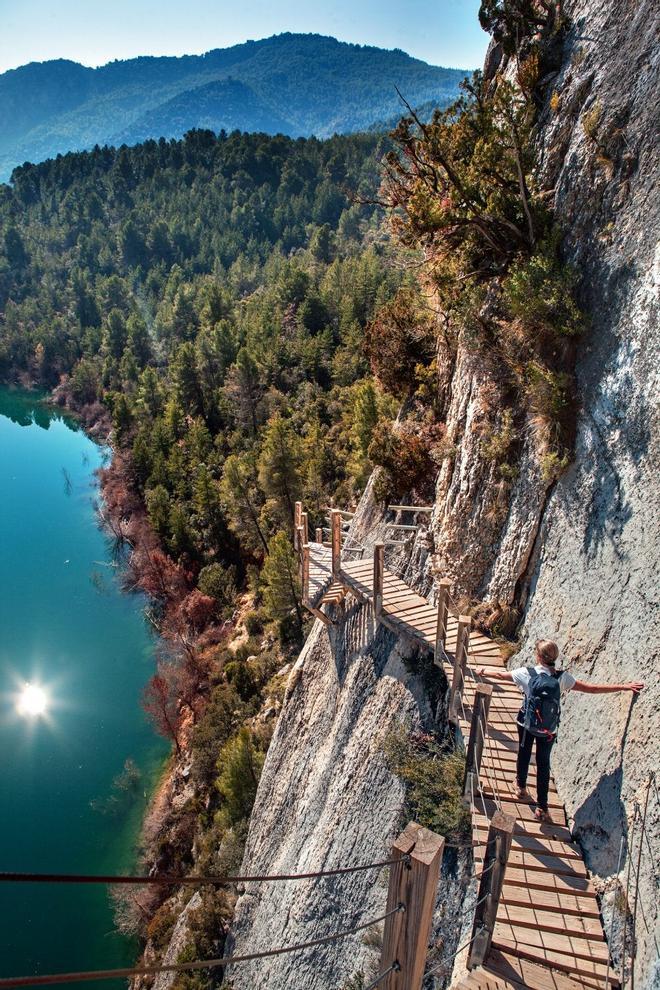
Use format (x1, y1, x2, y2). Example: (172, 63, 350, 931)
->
(0, 388, 166, 988)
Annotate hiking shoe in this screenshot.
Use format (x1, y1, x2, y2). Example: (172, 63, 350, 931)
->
(534, 807, 552, 823)
(516, 786, 532, 801)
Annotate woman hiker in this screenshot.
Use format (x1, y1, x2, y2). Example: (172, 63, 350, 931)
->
(478, 639, 644, 822)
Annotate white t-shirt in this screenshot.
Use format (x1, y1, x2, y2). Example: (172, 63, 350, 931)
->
(511, 665, 576, 728)
(511, 664, 576, 697)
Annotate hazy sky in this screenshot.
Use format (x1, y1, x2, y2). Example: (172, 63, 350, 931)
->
(0, 0, 488, 74)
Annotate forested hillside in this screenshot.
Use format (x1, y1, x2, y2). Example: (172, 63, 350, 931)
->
(0, 128, 410, 640)
(0, 34, 466, 180)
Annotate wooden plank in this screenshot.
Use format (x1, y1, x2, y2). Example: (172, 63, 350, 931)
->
(502, 866, 594, 896)
(479, 787, 565, 812)
(475, 830, 583, 861)
(385, 597, 432, 614)
(500, 884, 600, 918)
(473, 815, 573, 844)
(497, 904, 604, 939)
(485, 948, 600, 990)
(493, 923, 609, 960)
(491, 936, 610, 982)
(474, 847, 588, 878)
(479, 798, 566, 828)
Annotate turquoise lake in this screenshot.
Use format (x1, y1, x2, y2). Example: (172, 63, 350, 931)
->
(0, 388, 166, 988)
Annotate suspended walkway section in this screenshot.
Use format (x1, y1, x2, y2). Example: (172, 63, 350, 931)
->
(295, 503, 616, 990)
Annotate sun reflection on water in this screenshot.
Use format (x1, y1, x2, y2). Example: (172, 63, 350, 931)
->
(16, 682, 49, 717)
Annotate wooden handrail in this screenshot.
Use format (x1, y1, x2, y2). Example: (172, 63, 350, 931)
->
(449, 615, 472, 723)
(373, 542, 384, 618)
(463, 684, 492, 801)
(434, 579, 452, 666)
(331, 510, 342, 578)
(468, 811, 515, 968)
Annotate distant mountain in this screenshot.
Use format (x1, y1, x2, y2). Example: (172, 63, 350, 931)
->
(0, 33, 468, 181)
(112, 78, 293, 146)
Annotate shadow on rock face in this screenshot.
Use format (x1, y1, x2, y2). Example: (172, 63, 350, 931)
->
(572, 764, 628, 876)
(327, 598, 379, 686)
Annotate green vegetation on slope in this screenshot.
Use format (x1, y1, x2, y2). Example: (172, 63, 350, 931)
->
(372, 15, 583, 492)
(0, 128, 405, 642)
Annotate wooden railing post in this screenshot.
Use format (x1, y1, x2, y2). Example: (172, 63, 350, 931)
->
(315, 527, 323, 543)
(373, 542, 384, 619)
(463, 684, 492, 801)
(380, 822, 445, 990)
(468, 811, 515, 969)
(434, 578, 452, 666)
(301, 543, 310, 606)
(293, 501, 302, 551)
(301, 511, 309, 548)
(449, 614, 472, 723)
(331, 510, 342, 577)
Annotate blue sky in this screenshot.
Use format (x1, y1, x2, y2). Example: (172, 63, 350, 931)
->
(0, 0, 488, 74)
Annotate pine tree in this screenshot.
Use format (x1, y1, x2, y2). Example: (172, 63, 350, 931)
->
(353, 380, 379, 456)
(224, 347, 261, 436)
(172, 342, 203, 415)
(257, 414, 302, 526)
(261, 529, 302, 631)
(220, 452, 268, 554)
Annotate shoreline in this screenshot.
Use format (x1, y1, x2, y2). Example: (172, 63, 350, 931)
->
(2, 378, 292, 982)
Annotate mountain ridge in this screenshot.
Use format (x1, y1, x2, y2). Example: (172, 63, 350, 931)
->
(0, 32, 469, 182)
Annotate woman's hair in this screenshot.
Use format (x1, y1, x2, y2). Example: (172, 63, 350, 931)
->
(535, 639, 559, 666)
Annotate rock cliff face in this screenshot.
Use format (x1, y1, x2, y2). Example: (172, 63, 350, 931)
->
(229, 2, 659, 986)
(519, 2, 659, 984)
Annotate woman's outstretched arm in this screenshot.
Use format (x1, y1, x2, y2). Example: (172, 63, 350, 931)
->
(477, 668, 515, 681)
(572, 680, 644, 694)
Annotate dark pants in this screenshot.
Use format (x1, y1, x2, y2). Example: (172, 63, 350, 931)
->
(516, 725, 555, 812)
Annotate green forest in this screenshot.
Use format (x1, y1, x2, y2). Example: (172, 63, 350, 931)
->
(0, 129, 413, 641)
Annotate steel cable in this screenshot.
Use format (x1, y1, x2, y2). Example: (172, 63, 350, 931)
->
(0, 904, 406, 989)
(425, 929, 478, 979)
(0, 855, 410, 888)
(361, 961, 401, 990)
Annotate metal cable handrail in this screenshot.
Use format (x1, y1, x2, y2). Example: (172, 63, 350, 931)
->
(0, 905, 406, 989)
(0, 855, 411, 888)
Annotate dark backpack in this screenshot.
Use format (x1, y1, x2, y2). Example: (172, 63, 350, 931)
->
(520, 666, 562, 737)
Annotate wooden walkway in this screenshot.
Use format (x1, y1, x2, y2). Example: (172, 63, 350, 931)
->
(305, 541, 614, 990)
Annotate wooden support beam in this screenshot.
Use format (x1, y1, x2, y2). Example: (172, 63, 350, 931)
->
(380, 822, 444, 990)
(301, 543, 310, 606)
(293, 501, 302, 550)
(387, 504, 434, 513)
(449, 614, 472, 723)
(315, 527, 323, 543)
(331, 510, 342, 578)
(463, 684, 492, 801)
(373, 542, 384, 619)
(306, 605, 332, 627)
(468, 811, 515, 969)
(434, 578, 452, 666)
(301, 511, 309, 547)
